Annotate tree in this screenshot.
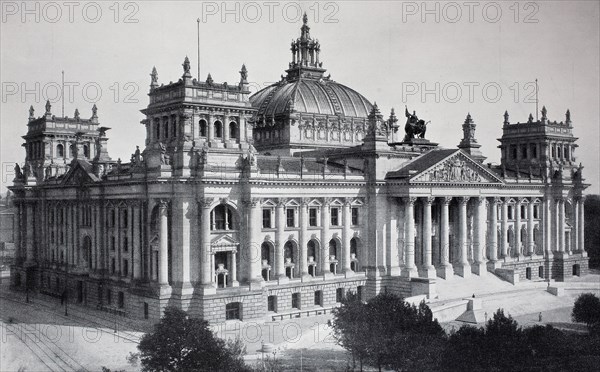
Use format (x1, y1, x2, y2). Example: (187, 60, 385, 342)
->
(572, 293, 600, 330)
(442, 309, 530, 371)
(137, 306, 250, 372)
(332, 292, 445, 372)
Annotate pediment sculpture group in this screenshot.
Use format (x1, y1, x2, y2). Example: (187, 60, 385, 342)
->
(431, 157, 482, 183)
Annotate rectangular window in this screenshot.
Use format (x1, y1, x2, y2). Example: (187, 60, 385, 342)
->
(309, 208, 318, 227)
(225, 302, 241, 320)
(330, 208, 339, 226)
(286, 208, 295, 227)
(292, 292, 300, 309)
(508, 206, 513, 220)
(336, 288, 345, 303)
(144, 303, 149, 319)
(268, 295, 277, 312)
(123, 259, 129, 277)
(121, 210, 128, 228)
(111, 258, 116, 274)
(351, 208, 359, 225)
(521, 205, 526, 219)
(262, 209, 272, 228)
(118, 291, 124, 308)
(123, 237, 128, 252)
(357, 286, 364, 302)
(111, 236, 116, 251)
(314, 291, 322, 306)
(533, 205, 539, 219)
(107, 289, 112, 304)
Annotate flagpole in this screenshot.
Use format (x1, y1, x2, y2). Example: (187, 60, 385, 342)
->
(197, 18, 200, 80)
(61, 70, 65, 117)
(535, 78, 538, 121)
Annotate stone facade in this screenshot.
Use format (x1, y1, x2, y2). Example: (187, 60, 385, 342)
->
(9, 16, 589, 323)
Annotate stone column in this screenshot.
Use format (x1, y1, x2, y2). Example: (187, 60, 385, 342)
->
(573, 199, 580, 253)
(25, 203, 35, 265)
(132, 203, 141, 279)
(231, 250, 237, 284)
(487, 197, 500, 268)
(199, 198, 213, 287)
(275, 200, 286, 280)
(422, 197, 436, 278)
(402, 197, 418, 277)
(578, 197, 586, 256)
(557, 198, 565, 253)
(207, 113, 214, 142)
(437, 197, 453, 279)
(321, 199, 331, 276)
(248, 198, 264, 288)
(501, 199, 509, 258)
(158, 201, 169, 286)
(544, 198, 552, 258)
(514, 199, 522, 257)
(299, 200, 309, 279)
(239, 114, 246, 143)
(527, 200, 535, 255)
(14, 202, 21, 263)
(223, 114, 230, 142)
(342, 200, 352, 274)
(457, 197, 471, 277)
(473, 197, 487, 275)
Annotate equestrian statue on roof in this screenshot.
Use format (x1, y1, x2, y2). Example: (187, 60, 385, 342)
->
(404, 105, 429, 141)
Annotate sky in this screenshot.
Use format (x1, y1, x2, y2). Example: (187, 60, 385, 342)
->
(1, 0, 599, 194)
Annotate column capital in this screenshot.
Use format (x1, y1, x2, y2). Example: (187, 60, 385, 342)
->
(493, 196, 502, 205)
(459, 196, 470, 205)
(322, 197, 332, 206)
(403, 196, 417, 205)
(343, 198, 352, 207)
(157, 199, 169, 209)
(277, 198, 288, 208)
(442, 196, 452, 205)
(475, 196, 486, 205)
(198, 197, 214, 209)
(424, 196, 435, 205)
(250, 197, 262, 207)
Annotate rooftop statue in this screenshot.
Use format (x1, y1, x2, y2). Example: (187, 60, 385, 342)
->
(404, 106, 429, 141)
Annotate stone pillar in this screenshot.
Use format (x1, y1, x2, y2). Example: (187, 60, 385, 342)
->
(501, 199, 509, 258)
(223, 114, 230, 142)
(473, 197, 487, 275)
(239, 115, 247, 143)
(132, 203, 141, 279)
(14, 202, 21, 263)
(576, 196, 587, 257)
(573, 199, 579, 254)
(437, 197, 453, 279)
(514, 199, 522, 257)
(557, 198, 565, 253)
(321, 199, 331, 276)
(343, 200, 352, 274)
(457, 197, 471, 277)
(487, 197, 500, 268)
(158, 201, 169, 286)
(231, 250, 237, 284)
(544, 198, 552, 258)
(402, 197, 418, 277)
(248, 198, 264, 288)
(207, 113, 214, 142)
(527, 200, 535, 255)
(299, 200, 310, 279)
(421, 197, 436, 278)
(275, 200, 286, 281)
(25, 203, 35, 265)
(199, 198, 214, 288)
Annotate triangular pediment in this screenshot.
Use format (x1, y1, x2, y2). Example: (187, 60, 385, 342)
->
(61, 161, 97, 186)
(410, 150, 504, 184)
(211, 234, 239, 247)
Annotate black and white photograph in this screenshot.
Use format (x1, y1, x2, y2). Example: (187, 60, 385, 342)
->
(1, 1, 599, 371)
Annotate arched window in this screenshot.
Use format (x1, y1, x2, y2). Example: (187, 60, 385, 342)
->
(307, 240, 317, 261)
(350, 238, 358, 256)
(83, 145, 89, 158)
(329, 239, 338, 259)
(154, 119, 160, 140)
(284, 241, 294, 262)
(214, 121, 223, 138)
(163, 118, 169, 139)
(82, 236, 92, 267)
(211, 204, 236, 230)
(199, 120, 207, 137)
(56, 144, 64, 158)
(261, 242, 271, 264)
(171, 115, 177, 138)
(229, 122, 237, 139)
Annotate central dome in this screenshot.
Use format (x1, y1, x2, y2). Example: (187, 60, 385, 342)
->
(249, 14, 373, 154)
(250, 78, 372, 118)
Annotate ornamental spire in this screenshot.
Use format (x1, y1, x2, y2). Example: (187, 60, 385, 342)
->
(287, 12, 323, 79)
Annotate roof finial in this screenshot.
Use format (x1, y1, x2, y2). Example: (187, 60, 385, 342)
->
(29, 105, 35, 121)
(240, 64, 248, 83)
(565, 109, 571, 124)
(74, 108, 80, 120)
(303, 12, 308, 25)
(182, 56, 192, 78)
(206, 73, 213, 86)
(503, 110, 509, 125)
(91, 104, 98, 119)
(45, 100, 52, 114)
(150, 66, 158, 89)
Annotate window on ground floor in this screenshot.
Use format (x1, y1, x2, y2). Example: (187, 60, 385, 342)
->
(314, 290, 322, 306)
(268, 295, 277, 312)
(336, 288, 345, 303)
(226, 302, 241, 320)
(292, 292, 301, 309)
(118, 291, 124, 308)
